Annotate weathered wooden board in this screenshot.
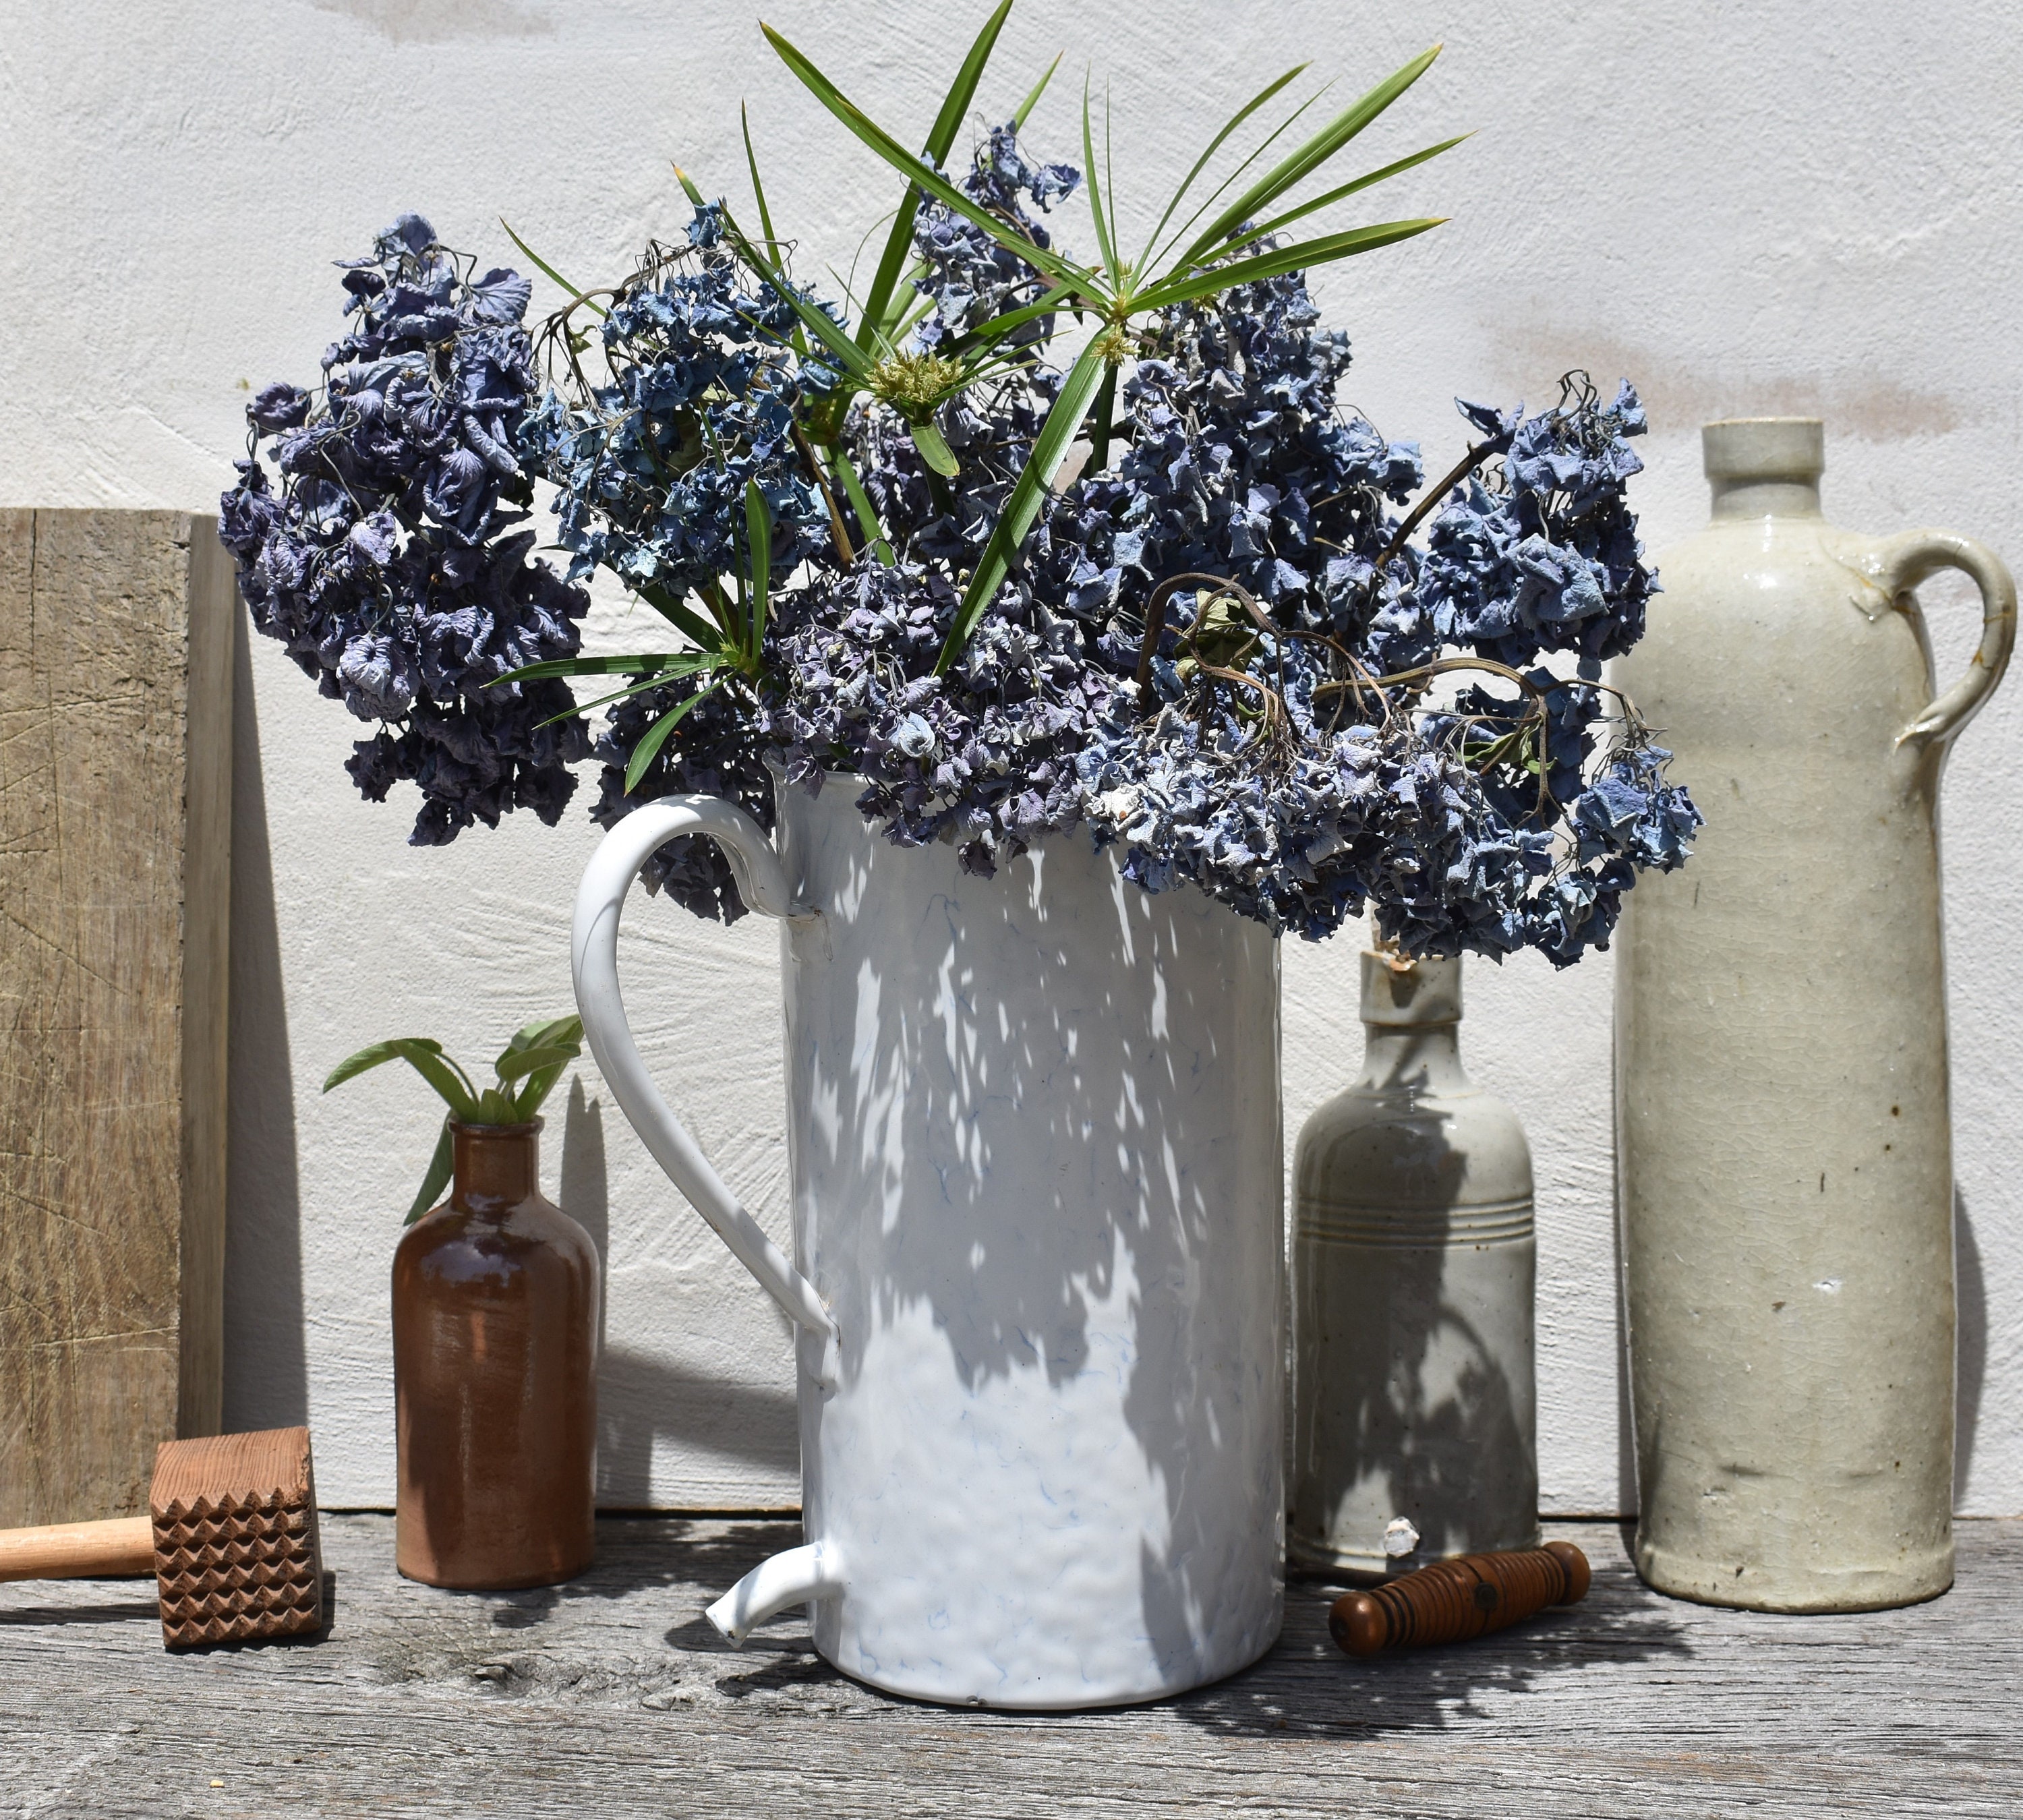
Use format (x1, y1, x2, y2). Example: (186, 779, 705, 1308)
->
(0, 1517, 2014, 1817)
(0, 510, 233, 1525)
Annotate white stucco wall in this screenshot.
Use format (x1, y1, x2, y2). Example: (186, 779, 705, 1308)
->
(5, 0, 2018, 1515)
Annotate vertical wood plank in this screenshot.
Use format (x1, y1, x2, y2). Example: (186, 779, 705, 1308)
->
(0, 510, 233, 1524)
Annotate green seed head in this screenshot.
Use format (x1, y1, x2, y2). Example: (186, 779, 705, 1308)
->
(867, 350, 964, 419)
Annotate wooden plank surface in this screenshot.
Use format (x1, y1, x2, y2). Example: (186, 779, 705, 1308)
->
(0, 1515, 2014, 1817)
(0, 512, 233, 1525)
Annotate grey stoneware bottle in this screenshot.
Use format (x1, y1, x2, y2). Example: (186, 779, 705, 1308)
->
(1615, 417, 2015, 1612)
(1289, 950, 1539, 1580)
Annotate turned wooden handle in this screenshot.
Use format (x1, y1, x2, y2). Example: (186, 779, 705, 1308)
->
(1329, 1540, 1591, 1656)
(0, 1516, 156, 1583)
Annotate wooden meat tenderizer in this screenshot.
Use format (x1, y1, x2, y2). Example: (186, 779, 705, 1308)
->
(1330, 1540, 1590, 1656)
(0, 1427, 324, 1648)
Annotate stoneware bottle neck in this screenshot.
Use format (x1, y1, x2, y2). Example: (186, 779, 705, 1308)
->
(450, 1120, 541, 1214)
(1355, 951, 1469, 1095)
(1702, 417, 1825, 523)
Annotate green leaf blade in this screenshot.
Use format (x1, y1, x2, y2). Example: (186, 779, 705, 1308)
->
(405, 1117, 456, 1226)
(763, 23, 1105, 307)
(624, 677, 724, 794)
(495, 1043, 580, 1086)
(853, 0, 1016, 350)
(744, 481, 771, 665)
(1173, 45, 1442, 268)
(1134, 217, 1447, 313)
(323, 1038, 480, 1121)
(910, 419, 960, 477)
(935, 336, 1112, 673)
(502, 650, 724, 682)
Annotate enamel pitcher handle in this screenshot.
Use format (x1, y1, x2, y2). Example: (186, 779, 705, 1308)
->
(1871, 530, 2018, 746)
(571, 795, 840, 1388)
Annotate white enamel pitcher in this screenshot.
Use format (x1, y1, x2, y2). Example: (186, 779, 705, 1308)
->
(571, 779, 1285, 1708)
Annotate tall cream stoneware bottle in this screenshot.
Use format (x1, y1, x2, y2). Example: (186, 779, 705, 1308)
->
(1614, 418, 2015, 1612)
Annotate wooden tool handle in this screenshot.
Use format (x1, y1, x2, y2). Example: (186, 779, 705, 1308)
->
(0, 1515, 155, 1583)
(1329, 1540, 1590, 1657)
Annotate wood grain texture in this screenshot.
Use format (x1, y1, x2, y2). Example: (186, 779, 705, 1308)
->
(0, 1517, 2014, 1816)
(148, 1428, 322, 1648)
(0, 510, 234, 1526)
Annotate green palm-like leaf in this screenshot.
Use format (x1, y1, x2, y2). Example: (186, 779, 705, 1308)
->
(624, 676, 724, 794)
(1133, 217, 1446, 313)
(1215, 134, 1469, 260)
(641, 583, 738, 652)
(1080, 73, 1121, 285)
(1014, 52, 1063, 127)
(1173, 45, 1442, 267)
(935, 335, 1111, 672)
(500, 218, 608, 318)
(504, 650, 724, 682)
(855, 0, 1016, 351)
(1136, 63, 1308, 274)
(763, 23, 1105, 307)
(830, 450, 892, 562)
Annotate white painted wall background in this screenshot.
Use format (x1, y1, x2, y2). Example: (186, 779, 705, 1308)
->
(4, 0, 2018, 1515)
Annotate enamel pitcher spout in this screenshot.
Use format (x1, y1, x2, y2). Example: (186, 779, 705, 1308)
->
(572, 778, 1285, 1709)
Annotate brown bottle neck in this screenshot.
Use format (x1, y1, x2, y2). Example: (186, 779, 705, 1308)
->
(451, 1121, 542, 1214)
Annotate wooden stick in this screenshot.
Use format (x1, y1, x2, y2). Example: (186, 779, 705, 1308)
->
(0, 1516, 154, 1581)
(1329, 1540, 1591, 1657)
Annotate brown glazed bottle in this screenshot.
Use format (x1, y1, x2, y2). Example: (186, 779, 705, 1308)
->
(391, 1120, 599, 1588)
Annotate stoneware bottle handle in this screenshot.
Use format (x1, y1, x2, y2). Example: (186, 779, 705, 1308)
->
(572, 794, 840, 1387)
(1871, 529, 2018, 747)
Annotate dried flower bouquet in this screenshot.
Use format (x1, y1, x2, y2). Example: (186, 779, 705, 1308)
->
(222, 3, 1697, 962)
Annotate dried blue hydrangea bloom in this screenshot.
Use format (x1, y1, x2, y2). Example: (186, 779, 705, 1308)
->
(234, 144, 1695, 968)
(519, 210, 840, 599)
(220, 214, 589, 844)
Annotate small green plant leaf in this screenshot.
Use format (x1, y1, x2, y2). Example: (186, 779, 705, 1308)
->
(740, 102, 784, 263)
(830, 450, 892, 562)
(909, 419, 960, 477)
(506, 1014, 583, 1057)
(1217, 134, 1469, 260)
(641, 584, 740, 651)
(944, 278, 1078, 360)
(936, 334, 1111, 671)
(496, 1043, 579, 1086)
(405, 1117, 455, 1226)
(1080, 72, 1121, 285)
(624, 676, 724, 794)
(323, 1038, 481, 1121)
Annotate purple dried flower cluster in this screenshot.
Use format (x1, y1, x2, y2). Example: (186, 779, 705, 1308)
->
(223, 115, 1698, 964)
(220, 214, 589, 845)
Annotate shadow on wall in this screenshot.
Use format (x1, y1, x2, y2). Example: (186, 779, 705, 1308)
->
(221, 604, 308, 1432)
(559, 1084, 800, 1508)
(1958, 1187, 1986, 1508)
